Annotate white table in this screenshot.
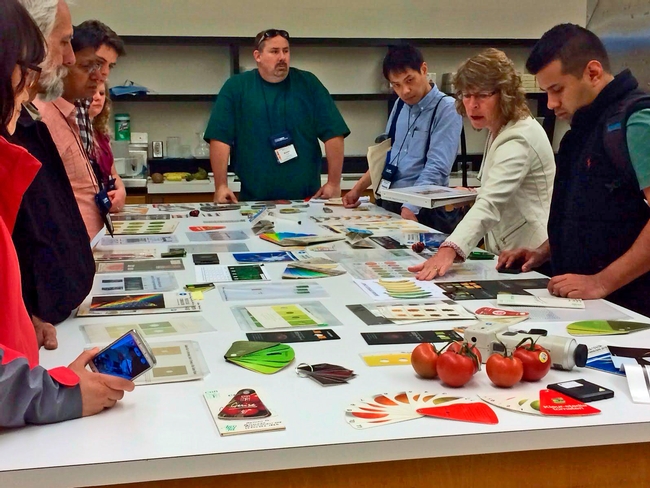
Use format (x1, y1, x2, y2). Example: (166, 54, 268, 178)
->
(2, 203, 649, 488)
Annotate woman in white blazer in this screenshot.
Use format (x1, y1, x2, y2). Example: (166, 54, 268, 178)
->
(410, 48, 555, 280)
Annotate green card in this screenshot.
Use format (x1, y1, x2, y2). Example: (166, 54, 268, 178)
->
(566, 320, 650, 336)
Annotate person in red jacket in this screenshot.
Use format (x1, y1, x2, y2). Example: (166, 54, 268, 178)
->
(0, 0, 134, 427)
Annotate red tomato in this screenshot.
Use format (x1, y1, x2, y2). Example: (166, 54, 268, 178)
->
(411, 343, 439, 379)
(513, 342, 552, 381)
(486, 353, 524, 387)
(437, 350, 476, 387)
(447, 341, 482, 371)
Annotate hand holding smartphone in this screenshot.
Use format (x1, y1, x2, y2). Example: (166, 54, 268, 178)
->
(89, 329, 156, 381)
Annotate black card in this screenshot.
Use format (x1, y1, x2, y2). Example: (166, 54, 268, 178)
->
(192, 253, 220, 265)
(361, 330, 462, 345)
(246, 329, 340, 343)
(369, 236, 407, 249)
(546, 379, 614, 402)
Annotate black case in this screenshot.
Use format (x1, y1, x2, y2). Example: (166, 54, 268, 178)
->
(547, 379, 614, 402)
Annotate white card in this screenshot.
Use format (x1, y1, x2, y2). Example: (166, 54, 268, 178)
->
(496, 294, 585, 309)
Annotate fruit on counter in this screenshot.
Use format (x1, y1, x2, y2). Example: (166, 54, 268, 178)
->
(410, 343, 439, 379)
(513, 338, 552, 382)
(486, 348, 524, 388)
(151, 172, 164, 183)
(185, 167, 209, 181)
(447, 340, 482, 372)
(163, 172, 191, 181)
(436, 342, 480, 388)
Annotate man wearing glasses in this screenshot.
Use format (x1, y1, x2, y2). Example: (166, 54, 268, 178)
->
(35, 20, 125, 240)
(205, 29, 350, 202)
(343, 45, 463, 233)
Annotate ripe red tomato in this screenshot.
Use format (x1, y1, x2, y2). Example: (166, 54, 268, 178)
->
(411, 343, 439, 379)
(448, 341, 482, 371)
(437, 350, 476, 387)
(486, 353, 524, 387)
(513, 341, 552, 381)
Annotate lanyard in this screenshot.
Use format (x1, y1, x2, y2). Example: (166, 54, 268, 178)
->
(259, 72, 289, 135)
(386, 105, 425, 168)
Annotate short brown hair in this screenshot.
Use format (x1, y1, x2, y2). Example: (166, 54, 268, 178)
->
(452, 48, 531, 124)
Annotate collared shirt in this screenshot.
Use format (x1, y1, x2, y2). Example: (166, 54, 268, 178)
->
(34, 98, 104, 239)
(385, 84, 463, 213)
(74, 98, 94, 158)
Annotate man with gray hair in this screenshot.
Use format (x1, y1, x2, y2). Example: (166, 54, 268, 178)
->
(18, 0, 75, 100)
(11, 0, 95, 345)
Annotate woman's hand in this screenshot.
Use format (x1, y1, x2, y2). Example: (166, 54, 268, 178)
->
(408, 247, 458, 281)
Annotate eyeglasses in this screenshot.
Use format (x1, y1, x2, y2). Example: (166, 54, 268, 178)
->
(255, 29, 290, 49)
(17, 61, 42, 91)
(78, 60, 103, 74)
(458, 91, 496, 102)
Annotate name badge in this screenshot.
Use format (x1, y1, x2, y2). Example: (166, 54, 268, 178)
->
(378, 178, 392, 194)
(269, 131, 298, 164)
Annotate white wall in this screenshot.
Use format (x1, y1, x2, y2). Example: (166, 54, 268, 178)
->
(69, 0, 586, 38)
(70, 0, 587, 159)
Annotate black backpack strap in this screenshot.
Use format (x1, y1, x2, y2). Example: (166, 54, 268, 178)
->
(602, 92, 650, 188)
(388, 99, 405, 142)
(423, 96, 447, 156)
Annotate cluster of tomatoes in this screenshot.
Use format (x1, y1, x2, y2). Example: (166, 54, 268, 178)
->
(411, 338, 551, 388)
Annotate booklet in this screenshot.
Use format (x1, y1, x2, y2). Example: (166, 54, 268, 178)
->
(204, 388, 285, 436)
(77, 292, 200, 316)
(379, 184, 476, 209)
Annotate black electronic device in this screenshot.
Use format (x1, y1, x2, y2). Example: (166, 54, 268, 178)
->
(90, 329, 156, 381)
(546, 379, 614, 402)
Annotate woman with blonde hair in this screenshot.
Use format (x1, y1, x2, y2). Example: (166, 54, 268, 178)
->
(89, 81, 126, 211)
(410, 48, 555, 279)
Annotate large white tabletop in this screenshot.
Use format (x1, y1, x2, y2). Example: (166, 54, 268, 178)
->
(2, 202, 649, 488)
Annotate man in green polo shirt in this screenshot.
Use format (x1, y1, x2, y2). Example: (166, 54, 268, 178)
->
(205, 29, 350, 202)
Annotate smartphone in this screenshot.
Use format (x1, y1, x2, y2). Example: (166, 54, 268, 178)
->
(89, 329, 156, 381)
(498, 265, 522, 274)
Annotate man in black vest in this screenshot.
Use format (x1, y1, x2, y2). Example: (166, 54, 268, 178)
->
(498, 24, 650, 317)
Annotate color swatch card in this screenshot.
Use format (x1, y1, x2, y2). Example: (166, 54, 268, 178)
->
(479, 391, 600, 416)
(497, 294, 585, 309)
(187, 230, 249, 242)
(224, 341, 295, 374)
(434, 280, 533, 300)
(585, 344, 625, 376)
(219, 283, 328, 302)
(361, 330, 462, 345)
(343, 260, 420, 280)
(111, 214, 171, 221)
(345, 391, 498, 430)
(354, 278, 446, 301)
(283, 259, 346, 279)
(259, 232, 344, 247)
(79, 316, 216, 344)
(296, 363, 355, 386)
(112, 220, 179, 235)
(93, 249, 157, 261)
(168, 243, 249, 254)
(195, 264, 270, 283)
(232, 301, 341, 331)
(204, 388, 285, 436)
(246, 329, 340, 343)
(77, 292, 200, 316)
(566, 320, 650, 336)
(360, 352, 412, 367)
(377, 303, 475, 321)
(233, 251, 308, 263)
(92, 273, 178, 295)
(96, 259, 184, 274)
(244, 304, 326, 329)
(98, 235, 179, 247)
(135, 341, 208, 385)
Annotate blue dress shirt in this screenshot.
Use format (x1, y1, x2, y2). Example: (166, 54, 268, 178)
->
(385, 84, 463, 214)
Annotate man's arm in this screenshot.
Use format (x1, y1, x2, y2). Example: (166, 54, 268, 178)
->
(548, 188, 650, 298)
(312, 136, 344, 199)
(343, 170, 372, 207)
(209, 140, 237, 203)
(403, 100, 463, 214)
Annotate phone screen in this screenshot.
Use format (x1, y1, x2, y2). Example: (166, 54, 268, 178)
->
(92, 332, 153, 380)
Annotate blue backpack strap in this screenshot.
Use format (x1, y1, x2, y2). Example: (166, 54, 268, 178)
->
(602, 92, 650, 189)
(423, 96, 447, 156)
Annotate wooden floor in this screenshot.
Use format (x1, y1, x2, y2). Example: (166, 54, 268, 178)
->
(95, 442, 649, 488)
